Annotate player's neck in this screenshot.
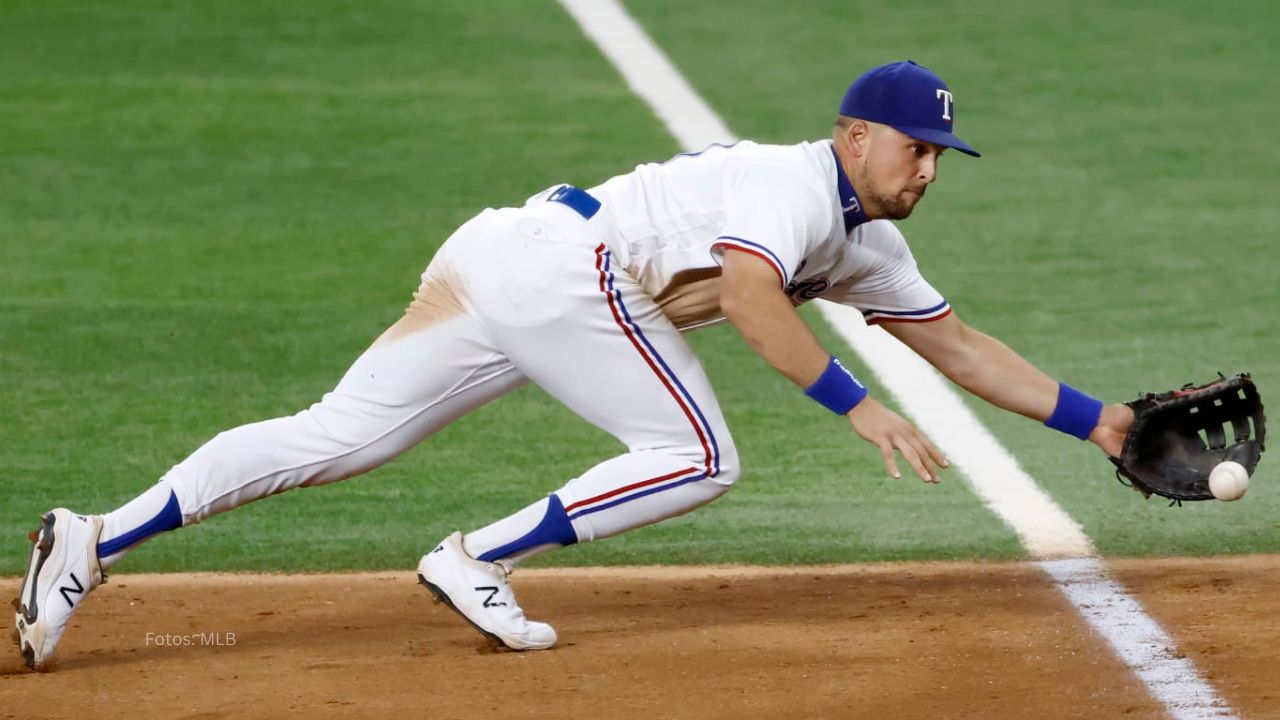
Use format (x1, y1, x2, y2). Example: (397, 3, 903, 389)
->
(831, 142, 873, 230)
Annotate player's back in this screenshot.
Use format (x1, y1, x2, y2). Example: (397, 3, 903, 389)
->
(586, 140, 835, 329)
(590, 140, 830, 253)
(590, 141, 742, 255)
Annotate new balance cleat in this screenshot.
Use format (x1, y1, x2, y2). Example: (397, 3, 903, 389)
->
(14, 509, 105, 671)
(417, 531, 556, 651)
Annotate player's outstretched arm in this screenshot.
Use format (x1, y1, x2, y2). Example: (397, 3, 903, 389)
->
(719, 250, 946, 482)
(881, 312, 1132, 456)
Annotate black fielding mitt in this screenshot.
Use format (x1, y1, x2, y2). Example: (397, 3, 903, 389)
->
(1112, 374, 1266, 503)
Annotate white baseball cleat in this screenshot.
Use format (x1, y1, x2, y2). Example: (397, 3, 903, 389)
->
(417, 531, 557, 651)
(13, 508, 105, 671)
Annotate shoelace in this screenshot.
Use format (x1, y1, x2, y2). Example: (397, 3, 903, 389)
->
(483, 562, 531, 624)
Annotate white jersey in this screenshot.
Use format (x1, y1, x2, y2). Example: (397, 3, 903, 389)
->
(582, 139, 951, 331)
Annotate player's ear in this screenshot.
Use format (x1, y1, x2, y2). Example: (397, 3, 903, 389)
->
(843, 117, 872, 160)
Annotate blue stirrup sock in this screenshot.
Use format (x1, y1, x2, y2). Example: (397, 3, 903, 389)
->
(98, 483, 184, 568)
(467, 494, 579, 565)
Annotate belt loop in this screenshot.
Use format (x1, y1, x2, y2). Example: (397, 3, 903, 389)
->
(548, 185, 601, 220)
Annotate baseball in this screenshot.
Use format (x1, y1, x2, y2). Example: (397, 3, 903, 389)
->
(1208, 461, 1249, 502)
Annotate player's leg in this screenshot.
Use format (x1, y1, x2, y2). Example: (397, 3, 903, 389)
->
(466, 237, 740, 559)
(97, 222, 523, 567)
(418, 203, 740, 649)
(14, 212, 524, 669)
(93, 317, 523, 567)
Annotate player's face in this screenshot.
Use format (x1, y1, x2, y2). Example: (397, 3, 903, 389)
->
(857, 125, 945, 220)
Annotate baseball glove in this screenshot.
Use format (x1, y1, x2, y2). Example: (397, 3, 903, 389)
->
(1112, 373, 1266, 503)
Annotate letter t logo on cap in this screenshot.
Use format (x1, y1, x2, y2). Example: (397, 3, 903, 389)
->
(935, 89, 953, 121)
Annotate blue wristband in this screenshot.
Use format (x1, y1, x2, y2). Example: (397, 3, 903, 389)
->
(1044, 383, 1104, 440)
(805, 356, 869, 415)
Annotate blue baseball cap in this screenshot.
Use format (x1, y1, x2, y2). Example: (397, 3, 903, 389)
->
(839, 60, 980, 157)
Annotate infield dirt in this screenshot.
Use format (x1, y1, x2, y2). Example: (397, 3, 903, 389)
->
(3, 556, 1277, 719)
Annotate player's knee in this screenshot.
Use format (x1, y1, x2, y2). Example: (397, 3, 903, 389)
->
(661, 438, 738, 492)
(706, 434, 740, 488)
(709, 458, 739, 489)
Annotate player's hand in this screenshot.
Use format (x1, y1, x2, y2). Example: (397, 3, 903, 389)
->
(1088, 403, 1134, 458)
(847, 398, 948, 483)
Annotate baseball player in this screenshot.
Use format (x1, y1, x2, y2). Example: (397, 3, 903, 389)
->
(15, 60, 1134, 666)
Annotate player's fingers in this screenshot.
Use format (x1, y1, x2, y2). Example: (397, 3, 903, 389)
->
(909, 436, 942, 483)
(922, 435, 948, 469)
(895, 437, 932, 483)
(878, 441, 901, 479)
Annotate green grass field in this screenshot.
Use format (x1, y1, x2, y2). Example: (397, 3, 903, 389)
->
(2, 0, 1277, 574)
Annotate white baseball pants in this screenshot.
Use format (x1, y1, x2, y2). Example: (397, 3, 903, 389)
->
(160, 198, 739, 547)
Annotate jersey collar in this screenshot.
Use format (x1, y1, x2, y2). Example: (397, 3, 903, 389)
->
(831, 144, 871, 233)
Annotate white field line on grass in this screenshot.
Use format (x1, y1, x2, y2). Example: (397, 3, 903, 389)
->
(556, 0, 1235, 717)
(818, 307, 1093, 558)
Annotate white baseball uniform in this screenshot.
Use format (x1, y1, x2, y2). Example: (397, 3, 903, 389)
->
(97, 138, 951, 568)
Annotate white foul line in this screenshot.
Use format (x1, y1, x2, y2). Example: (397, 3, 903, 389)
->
(817, 307, 1093, 558)
(557, 0, 734, 150)
(556, 0, 1236, 717)
(820, 307, 1234, 720)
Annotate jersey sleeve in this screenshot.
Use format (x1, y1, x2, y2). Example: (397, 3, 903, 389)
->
(709, 162, 832, 289)
(829, 222, 952, 325)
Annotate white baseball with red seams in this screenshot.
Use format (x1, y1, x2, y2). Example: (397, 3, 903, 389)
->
(1208, 461, 1249, 501)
